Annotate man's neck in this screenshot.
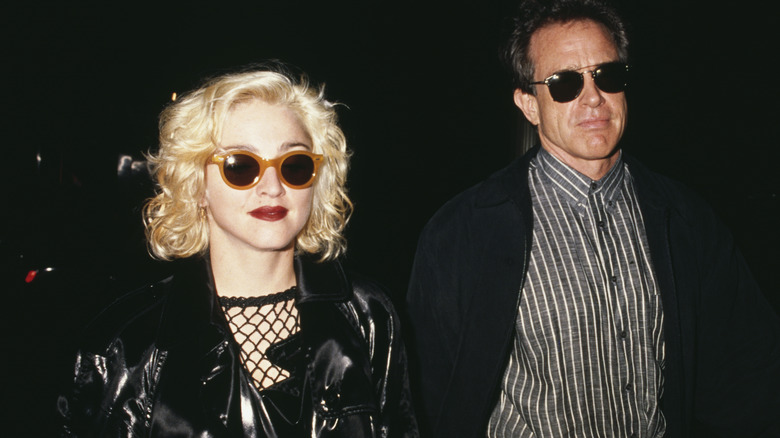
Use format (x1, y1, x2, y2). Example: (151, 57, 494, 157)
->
(540, 145, 620, 181)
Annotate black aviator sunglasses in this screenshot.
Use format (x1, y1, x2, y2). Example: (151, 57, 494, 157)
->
(530, 62, 629, 103)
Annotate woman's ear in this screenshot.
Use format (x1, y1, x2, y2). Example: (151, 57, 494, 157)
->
(200, 171, 210, 208)
(199, 190, 209, 208)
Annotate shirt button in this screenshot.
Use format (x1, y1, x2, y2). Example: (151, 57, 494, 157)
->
(620, 330, 627, 339)
(611, 275, 617, 283)
(590, 182, 598, 190)
(625, 383, 633, 391)
(598, 220, 605, 228)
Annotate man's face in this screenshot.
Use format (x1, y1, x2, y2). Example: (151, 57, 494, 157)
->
(515, 19, 627, 179)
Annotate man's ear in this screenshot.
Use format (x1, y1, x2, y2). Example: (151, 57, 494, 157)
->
(514, 88, 540, 126)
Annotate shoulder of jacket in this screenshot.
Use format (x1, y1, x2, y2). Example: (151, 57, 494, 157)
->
(625, 154, 715, 222)
(347, 273, 396, 312)
(417, 158, 532, 255)
(332, 271, 402, 344)
(78, 275, 173, 354)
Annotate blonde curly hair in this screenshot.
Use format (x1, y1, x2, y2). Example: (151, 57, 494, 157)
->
(143, 65, 352, 261)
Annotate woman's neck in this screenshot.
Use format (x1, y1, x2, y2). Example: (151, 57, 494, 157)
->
(209, 244, 297, 298)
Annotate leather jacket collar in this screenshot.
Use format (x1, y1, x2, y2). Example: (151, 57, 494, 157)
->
(155, 254, 353, 353)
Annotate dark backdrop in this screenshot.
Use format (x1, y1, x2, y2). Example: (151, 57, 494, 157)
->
(3, 2, 778, 434)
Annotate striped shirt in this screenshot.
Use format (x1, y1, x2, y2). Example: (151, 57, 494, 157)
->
(487, 148, 666, 437)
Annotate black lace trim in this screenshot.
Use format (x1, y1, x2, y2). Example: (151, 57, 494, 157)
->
(219, 286, 297, 308)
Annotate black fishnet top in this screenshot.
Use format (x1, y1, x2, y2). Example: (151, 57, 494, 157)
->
(219, 287, 300, 391)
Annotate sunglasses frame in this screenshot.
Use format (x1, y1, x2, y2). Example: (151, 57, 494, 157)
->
(530, 62, 629, 103)
(210, 149, 324, 190)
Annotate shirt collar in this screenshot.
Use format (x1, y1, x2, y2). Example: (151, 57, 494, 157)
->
(535, 147, 625, 207)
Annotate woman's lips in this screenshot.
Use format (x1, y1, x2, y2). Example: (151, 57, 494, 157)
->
(250, 206, 288, 221)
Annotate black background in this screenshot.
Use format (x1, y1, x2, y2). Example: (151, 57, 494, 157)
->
(3, 2, 778, 434)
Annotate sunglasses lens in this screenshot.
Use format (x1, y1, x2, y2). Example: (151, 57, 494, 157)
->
(547, 71, 584, 103)
(594, 63, 628, 93)
(280, 153, 316, 187)
(223, 154, 260, 187)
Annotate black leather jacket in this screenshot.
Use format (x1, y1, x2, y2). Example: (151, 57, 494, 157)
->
(58, 256, 418, 437)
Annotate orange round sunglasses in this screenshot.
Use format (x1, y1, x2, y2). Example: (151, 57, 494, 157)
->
(210, 150, 323, 190)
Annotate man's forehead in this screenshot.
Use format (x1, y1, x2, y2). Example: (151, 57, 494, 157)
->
(529, 19, 618, 72)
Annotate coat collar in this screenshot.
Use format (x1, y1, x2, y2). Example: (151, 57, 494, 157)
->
(482, 146, 673, 214)
(155, 256, 224, 353)
(623, 153, 666, 210)
(156, 254, 351, 352)
(294, 255, 352, 305)
(475, 145, 537, 211)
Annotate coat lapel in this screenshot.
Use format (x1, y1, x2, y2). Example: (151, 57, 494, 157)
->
(624, 156, 686, 437)
(436, 150, 537, 435)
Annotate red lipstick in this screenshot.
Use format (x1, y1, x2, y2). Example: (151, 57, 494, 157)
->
(250, 206, 288, 221)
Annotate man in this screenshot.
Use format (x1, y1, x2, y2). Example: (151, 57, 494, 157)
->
(406, 0, 780, 437)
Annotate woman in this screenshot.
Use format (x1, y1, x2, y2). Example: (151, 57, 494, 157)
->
(58, 64, 418, 437)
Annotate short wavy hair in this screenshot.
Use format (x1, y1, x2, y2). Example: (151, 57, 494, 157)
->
(503, 0, 630, 93)
(143, 63, 352, 262)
